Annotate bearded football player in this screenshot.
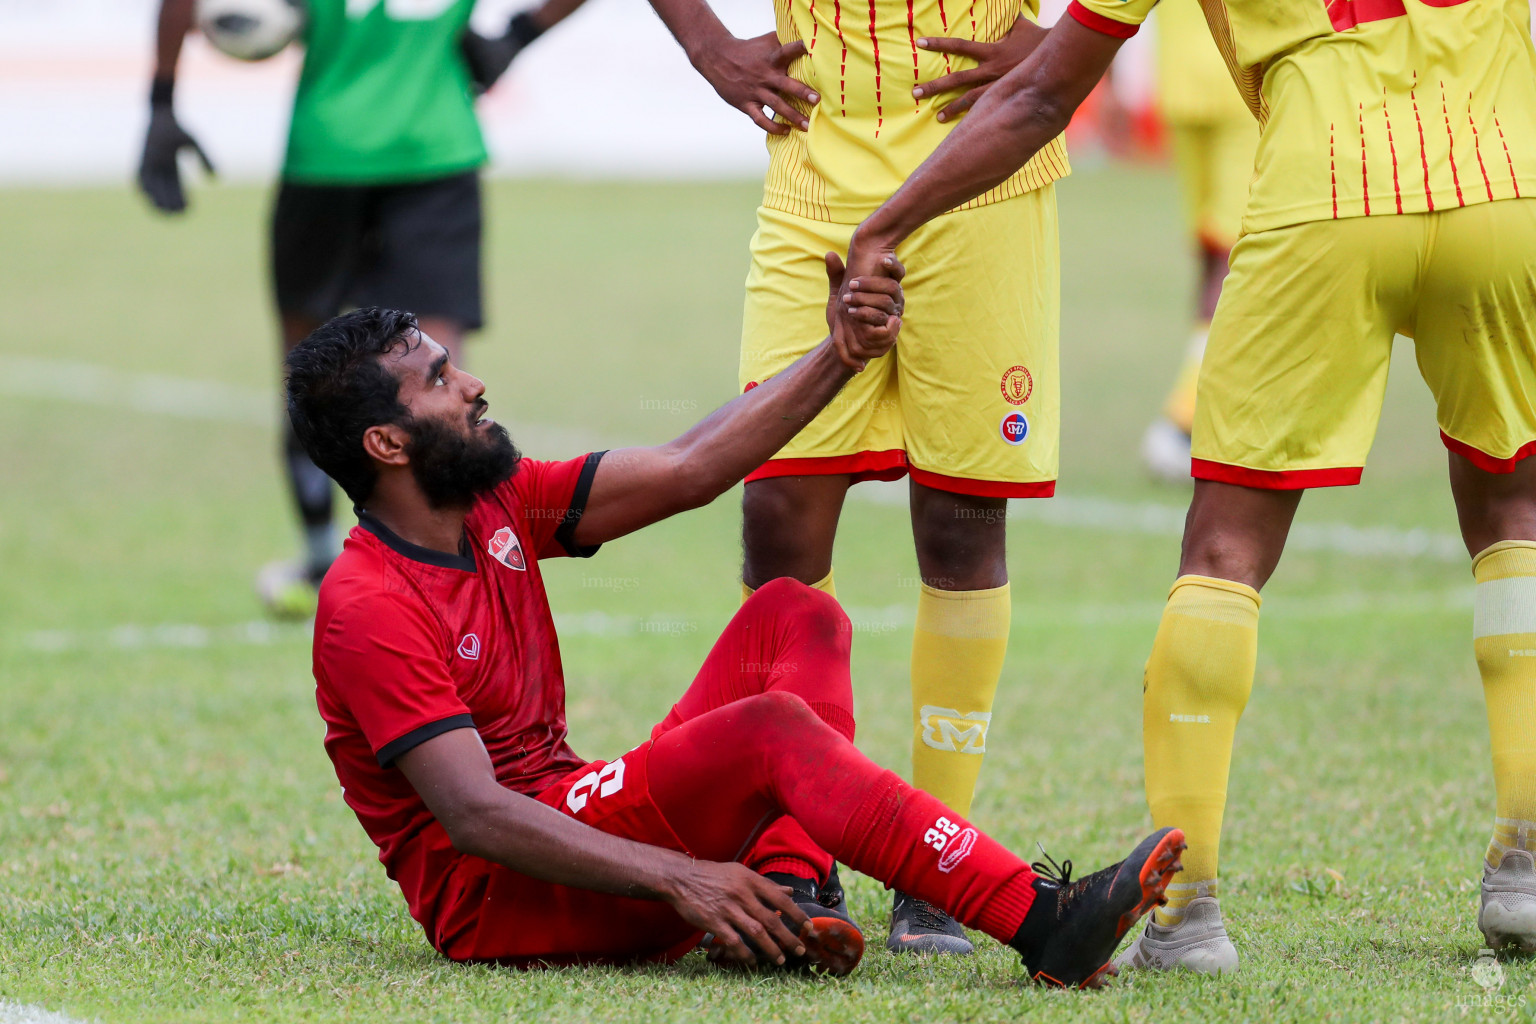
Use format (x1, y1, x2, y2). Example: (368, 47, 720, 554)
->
(284, 261, 1185, 985)
(140, 0, 586, 619)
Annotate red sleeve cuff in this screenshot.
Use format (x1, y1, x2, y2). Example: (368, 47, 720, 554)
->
(1067, 1, 1141, 38)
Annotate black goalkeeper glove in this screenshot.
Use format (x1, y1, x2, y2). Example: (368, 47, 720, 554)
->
(461, 11, 545, 94)
(137, 77, 215, 214)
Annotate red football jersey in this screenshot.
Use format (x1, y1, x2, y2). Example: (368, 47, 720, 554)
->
(312, 452, 604, 942)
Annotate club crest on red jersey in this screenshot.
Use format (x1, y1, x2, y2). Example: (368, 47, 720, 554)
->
(488, 526, 526, 571)
(457, 633, 481, 660)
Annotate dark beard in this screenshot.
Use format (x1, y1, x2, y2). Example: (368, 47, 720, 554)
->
(404, 414, 521, 510)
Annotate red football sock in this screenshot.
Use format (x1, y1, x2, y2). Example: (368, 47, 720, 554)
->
(647, 692, 1037, 943)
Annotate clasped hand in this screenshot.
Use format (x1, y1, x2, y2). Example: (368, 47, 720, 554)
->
(825, 247, 905, 372)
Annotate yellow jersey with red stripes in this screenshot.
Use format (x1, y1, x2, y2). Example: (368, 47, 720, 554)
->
(1070, 0, 1536, 232)
(767, 0, 1070, 222)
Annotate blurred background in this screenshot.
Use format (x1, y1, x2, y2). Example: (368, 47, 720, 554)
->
(0, 0, 1155, 184)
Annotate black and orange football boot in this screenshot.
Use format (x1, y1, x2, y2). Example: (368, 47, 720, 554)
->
(1009, 827, 1187, 990)
(705, 870, 865, 977)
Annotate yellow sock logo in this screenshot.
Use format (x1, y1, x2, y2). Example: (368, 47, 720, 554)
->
(920, 706, 991, 754)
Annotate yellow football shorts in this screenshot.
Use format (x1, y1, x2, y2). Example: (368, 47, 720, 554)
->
(1168, 115, 1258, 252)
(741, 187, 1060, 498)
(1192, 197, 1536, 488)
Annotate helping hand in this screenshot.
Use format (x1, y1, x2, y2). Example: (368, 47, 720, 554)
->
(914, 15, 1047, 122)
(696, 32, 819, 134)
(825, 246, 905, 371)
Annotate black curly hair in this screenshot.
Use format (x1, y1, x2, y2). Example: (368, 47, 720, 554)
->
(284, 307, 421, 505)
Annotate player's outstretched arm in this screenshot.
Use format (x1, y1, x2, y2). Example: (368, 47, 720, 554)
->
(139, 0, 215, 213)
(569, 254, 904, 547)
(398, 728, 810, 964)
(845, 16, 1123, 280)
(645, 0, 817, 133)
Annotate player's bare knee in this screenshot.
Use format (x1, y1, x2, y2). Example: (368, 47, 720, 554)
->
(1448, 452, 1536, 554)
(742, 481, 840, 584)
(910, 488, 1008, 588)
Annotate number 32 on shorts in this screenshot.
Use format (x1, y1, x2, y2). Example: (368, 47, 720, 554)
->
(1328, 0, 1471, 32)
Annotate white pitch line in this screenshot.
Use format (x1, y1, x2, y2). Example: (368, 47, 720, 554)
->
(17, 619, 310, 655)
(848, 479, 1468, 563)
(9, 356, 1467, 562)
(9, 356, 275, 426)
(13, 589, 1472, 655)
(0, 1003, 91, 1024)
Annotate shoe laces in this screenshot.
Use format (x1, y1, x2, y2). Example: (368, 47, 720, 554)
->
(1031, 845, 1091, 913)
(909, 896, 952, 931)
(1031, 845, 1075, 887)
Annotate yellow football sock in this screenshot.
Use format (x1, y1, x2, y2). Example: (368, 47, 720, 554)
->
(1473, 541, 1536, 868)
(910, 583, 1010, 818)
(1162, 325, 1209, 434)
(741, 569, 836, 604)
(1143, 574, 1259, 924)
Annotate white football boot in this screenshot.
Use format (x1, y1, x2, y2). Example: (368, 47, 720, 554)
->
(1480, 849, 1536, 952)
(1140, 418, 1193, 484)
(1113, 895, 1240, 976)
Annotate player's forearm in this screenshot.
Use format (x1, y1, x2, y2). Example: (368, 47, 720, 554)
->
(858, 18, 1121, 252)
(666, 338, 855, 503)
(450, 792, 697, 900)
(529, 0, 588, 31)
(644, 0, 734, 68)
(154, 0, 197, 81)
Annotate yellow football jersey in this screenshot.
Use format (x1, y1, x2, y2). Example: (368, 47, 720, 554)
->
(1154, 0, 1250, 123)
(1071, 0, 1536, 232)
(766, 0, 1070, 221)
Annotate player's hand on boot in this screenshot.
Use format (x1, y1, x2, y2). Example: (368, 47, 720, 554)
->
(664, 861, 809, 966)
(915, 14, 1048, 122)
(138, 82, 214, 214)
(696, 32, 818, 134)
(826, 250, 904, 371)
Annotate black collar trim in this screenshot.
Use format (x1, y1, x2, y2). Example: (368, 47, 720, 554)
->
(356, 509, 478, 572)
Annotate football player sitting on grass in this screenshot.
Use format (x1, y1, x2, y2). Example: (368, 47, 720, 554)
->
(284, 254, 1184, 985)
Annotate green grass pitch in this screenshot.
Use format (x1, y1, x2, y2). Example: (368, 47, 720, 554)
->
(0, 168, 1527, 1022)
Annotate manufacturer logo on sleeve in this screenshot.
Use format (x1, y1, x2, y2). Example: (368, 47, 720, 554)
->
(1000, 411, 1029, 446)
(457, 633, 481, 660)
(488, 526, 526, 571)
